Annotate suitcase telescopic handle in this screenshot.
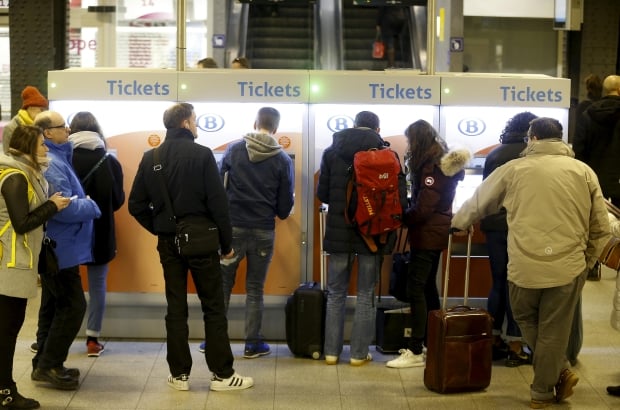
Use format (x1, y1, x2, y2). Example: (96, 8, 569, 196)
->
(442, 231, 473, 310)
(319, 204, 328, 290)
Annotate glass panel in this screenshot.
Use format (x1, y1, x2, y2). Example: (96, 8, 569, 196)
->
(68, 0, 208, 68)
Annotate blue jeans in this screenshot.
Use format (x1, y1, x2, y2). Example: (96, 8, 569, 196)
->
(86, 263, 108, 337)
(33, 266, 87, 370)
(157, 235, 235, 379)
(485, 231, 521, 339)
(221, 227, 275, 344)
(407, 249, 441, 353)
(324, 253, 379, 360)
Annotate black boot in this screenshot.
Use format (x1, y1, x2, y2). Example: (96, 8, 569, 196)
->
(0, 385, 40, 409)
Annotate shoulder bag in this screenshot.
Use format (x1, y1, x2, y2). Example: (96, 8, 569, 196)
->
(152, 148, 219, 257)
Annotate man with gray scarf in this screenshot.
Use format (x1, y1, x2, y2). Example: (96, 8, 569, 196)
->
(206, 107, 294, 359)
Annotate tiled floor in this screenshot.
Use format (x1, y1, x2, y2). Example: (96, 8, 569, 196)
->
(13, 267, 620, 409)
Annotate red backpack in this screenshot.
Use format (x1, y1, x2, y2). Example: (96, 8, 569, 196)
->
(346, 148, 404, 252)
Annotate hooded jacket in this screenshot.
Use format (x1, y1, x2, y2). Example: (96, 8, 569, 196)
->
(44, 139, 101, 269)
(317, 127, 407, 254)
(404, 149, 469, 250)
(219, 132, 294, 230)
(0, 155, 57, 299)
(452, 140, 610, 289)
(128, 128, 234, 255)
(480, 131, 527, 232)
(70, 131, 125, 265)
(574, 95, 620, 199)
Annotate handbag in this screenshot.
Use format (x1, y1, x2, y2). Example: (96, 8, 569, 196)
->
(372, 34, 385, 59)
(38, 235, 59, 276)
(153, 148, 220, 257)
(389, 227, 409, 302)
(600, 199, 620, 271)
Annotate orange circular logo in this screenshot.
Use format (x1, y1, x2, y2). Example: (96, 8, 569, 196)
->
(147, 134, 161, 147)
(278, 135, 291, 149)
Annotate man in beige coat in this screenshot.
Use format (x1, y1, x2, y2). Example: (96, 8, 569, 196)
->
(452, 117, 610, 408)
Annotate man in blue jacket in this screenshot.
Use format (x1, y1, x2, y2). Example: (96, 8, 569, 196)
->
(128, 102, 253, 392)
(215, 107, 294, 359)
(31, 110, 101, 390)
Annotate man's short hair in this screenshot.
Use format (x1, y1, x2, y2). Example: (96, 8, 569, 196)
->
(256, 107, 280, 133)
(354, 111, 379, 130)
(163, 103, 194, 129)
(529, 117, 563, 140)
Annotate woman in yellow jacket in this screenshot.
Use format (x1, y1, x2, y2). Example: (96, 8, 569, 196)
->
(0, 125, 69, 409)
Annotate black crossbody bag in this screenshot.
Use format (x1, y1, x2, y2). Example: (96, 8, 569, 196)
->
(153, 148, 219, 257)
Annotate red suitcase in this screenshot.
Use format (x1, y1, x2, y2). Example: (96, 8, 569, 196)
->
(424, 232, 493, 393)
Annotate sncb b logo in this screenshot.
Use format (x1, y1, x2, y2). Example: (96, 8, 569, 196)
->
(327, 115, 354, 133)
(197, 114, 225, 132)
(457, 118, 486, 137)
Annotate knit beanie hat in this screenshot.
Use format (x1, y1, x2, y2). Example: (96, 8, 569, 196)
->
(21, 86, 48, 109)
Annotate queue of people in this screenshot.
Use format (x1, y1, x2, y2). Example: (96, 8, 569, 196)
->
(2, 74, 620, 409)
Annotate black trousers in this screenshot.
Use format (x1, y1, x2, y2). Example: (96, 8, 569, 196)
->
(33, 266, 86, 370)
(157, 235, 235, 379)
(0, 294, 27, 387)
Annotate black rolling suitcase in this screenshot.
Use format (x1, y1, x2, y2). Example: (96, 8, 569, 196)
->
(285, 205, 327, 359)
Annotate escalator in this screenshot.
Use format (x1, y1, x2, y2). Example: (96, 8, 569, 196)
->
(243, 2, 316, 69)
(232, 0, 426, 71)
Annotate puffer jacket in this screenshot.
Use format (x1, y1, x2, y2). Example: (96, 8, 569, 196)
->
(405, 149, 469, 250)
(317, 127, 407, 254)
(480, 131, 527, 232)
(44, 140, 101, 269)
(574, 95, 620, 199)
(453, 140, 610, 289)
(219, 132, 294, 230)
(0, 155, 57, 299)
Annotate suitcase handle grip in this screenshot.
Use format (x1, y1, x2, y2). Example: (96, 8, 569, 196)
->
(446, 305, 476, 313)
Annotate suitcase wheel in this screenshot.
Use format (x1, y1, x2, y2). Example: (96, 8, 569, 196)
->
(311, 351, 321, 360)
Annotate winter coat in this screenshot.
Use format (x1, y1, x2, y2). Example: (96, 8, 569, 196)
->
(70, 131, 125, 265)
(317, 127, 407, 254)
(574, 95, 620, 199)
(219, 132, 294, 230)
(404, 149, 469, 250)
(452, 139, 610, 289)
(0, 155, 57, 298)
(2, 110, 32, 154)
(128, 128, 233, 255)
(44, 140, 101, 269)
(480, 131, 527, 232)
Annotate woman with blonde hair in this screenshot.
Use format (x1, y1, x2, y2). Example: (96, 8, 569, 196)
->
(0, 125, 69, 409)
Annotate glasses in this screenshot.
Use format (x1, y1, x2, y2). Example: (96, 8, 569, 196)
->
(47, 124, 68, 130)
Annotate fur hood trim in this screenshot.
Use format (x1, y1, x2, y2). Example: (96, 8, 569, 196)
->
(439, 149, 471, 177)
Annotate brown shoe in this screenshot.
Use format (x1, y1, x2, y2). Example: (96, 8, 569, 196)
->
(530, 398, 554, 409)
(555, 368, 579, 402)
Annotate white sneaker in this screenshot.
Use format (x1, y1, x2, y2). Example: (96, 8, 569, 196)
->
(386, 349, 425, 368)
(350, 353, 373, 366)
(210, 372, 254, 391)
(325, 355, 339, 365)
(167, 374, 189, 391)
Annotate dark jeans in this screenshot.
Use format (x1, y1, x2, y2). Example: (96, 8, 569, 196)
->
(157, 235, 235, 379)
(407, 248, 441, 353)
(485, 230, 521, 338)
(0, 294, 26, 387)
(33, 266, 86, 370)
